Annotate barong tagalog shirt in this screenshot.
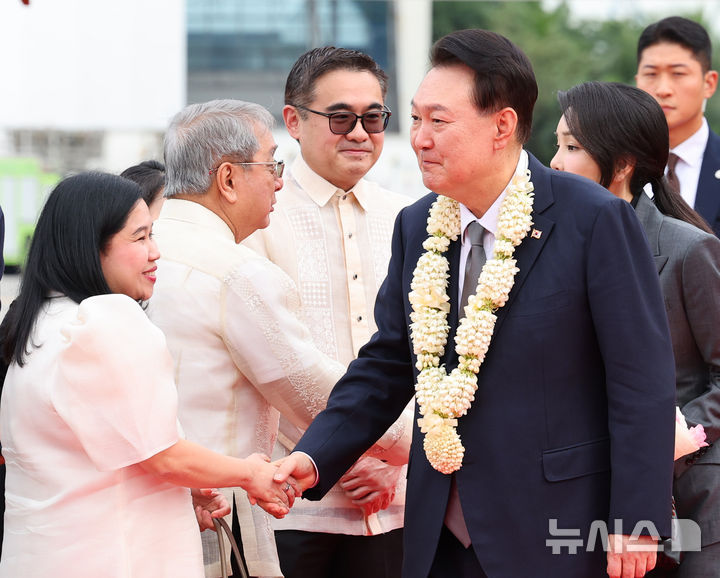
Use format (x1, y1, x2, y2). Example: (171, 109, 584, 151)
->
(149, 199, 410, 576)
(245, 155, 414, 536)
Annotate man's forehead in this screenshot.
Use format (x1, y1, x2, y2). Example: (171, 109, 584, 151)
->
(255, 128, 277, 151)
(639, 42, 700, 66)
(310, 71, 384, 108)
(412, 68, 473, 108)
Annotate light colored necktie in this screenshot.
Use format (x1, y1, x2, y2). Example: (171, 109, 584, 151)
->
(666, 153, 681, 194)
(443, 221, 485, 549)
(460, 221, 486, 314)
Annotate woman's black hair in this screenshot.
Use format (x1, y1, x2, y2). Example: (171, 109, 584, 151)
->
(0, 172, 143, 368)
(120, 160, 165, 207)
(558, 81, 713, 234)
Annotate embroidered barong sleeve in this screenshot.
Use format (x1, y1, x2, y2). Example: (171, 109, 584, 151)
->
(222, 257, 411, 463)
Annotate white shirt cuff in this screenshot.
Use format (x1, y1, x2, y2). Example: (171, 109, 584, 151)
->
(292, 451, 319, 488)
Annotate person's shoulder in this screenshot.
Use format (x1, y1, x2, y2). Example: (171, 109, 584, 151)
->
(75, 294, 149, 329)
(226, 247, 298, 294)
(658, 213, 720, 255)
(387, 192, 437, 234)
(157, 213, 261, 276)
(550, 168, 613, 202)
(660, 212, 716, 240)
(401, 192, 437, 216)
(531, 158, 617, 213)
(364, 180, 416, 207)
(62, 294, 165, 356)
(705, 127, 720, 158)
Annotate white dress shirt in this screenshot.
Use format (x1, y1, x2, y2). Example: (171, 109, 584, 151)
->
(669, 117, 710, 209)
(245, 154, 413, 536)
(458, 150, 529, 303)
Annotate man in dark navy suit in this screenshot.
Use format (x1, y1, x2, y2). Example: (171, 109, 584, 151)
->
(266, 30, 677, 578)
(637, 16, 720, 237)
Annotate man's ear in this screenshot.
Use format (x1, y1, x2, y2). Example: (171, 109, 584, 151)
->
(703, 69, 718, 99)
(493, 107, 519, 150)
(214, 163, 238, 203)
(284, 105, 302, 140)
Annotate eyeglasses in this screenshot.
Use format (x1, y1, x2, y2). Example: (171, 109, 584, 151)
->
(294, 105, 391, 135)
(209, 160, 284, 178)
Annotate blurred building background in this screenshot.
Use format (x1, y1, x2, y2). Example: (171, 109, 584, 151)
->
(0, 0, 719, 270)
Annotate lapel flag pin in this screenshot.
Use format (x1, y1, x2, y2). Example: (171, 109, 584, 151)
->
(531, 228, 542, 239)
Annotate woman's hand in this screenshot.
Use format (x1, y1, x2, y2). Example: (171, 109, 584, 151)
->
(242, 453, 299, 519)
(191, 488, 231, 532)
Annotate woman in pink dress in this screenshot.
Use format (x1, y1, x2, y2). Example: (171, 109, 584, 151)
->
(0, 172, 294, 577)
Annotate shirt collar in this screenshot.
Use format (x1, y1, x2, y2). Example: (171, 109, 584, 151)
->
(158, 198, 236, 243)
(671, 117, 709, 168)
(290, 155, 373, 211)
(459, 149, 529, 238)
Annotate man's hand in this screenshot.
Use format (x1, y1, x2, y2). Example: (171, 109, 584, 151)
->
(191, 488, 231, 532)
(271, 452, 318, 494)
(606, 533, 658, 578)
(339, 457, 402, 516)
(242, 453, 298, 519)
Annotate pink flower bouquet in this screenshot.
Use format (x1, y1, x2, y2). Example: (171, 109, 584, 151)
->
(674, 407, 708, 461)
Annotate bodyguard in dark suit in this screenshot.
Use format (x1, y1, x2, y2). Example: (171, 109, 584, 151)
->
(636, 16, 720, 237)
(269, 30, 677, 578)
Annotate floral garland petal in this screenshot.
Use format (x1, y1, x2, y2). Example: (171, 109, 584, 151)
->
(410, 170, 535, 474)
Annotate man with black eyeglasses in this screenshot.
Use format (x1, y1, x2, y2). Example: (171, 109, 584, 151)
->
(246, 47, 413, 578)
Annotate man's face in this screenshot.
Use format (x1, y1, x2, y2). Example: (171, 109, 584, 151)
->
(284, 69, 385, 191)
(636, 42, 718, 146)
(233, 128, 283, 234)
(410, 64, 500, 204)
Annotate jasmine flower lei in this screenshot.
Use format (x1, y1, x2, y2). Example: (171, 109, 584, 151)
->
(409, 170, 534, 474)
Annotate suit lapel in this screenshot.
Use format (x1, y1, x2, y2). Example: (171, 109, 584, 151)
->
(492, 156, 555, 336)
(443, 154, 556, 366)
(695, 130, 720, 231)
(445, 237, 462, 366)
(634, 193, 669, 275)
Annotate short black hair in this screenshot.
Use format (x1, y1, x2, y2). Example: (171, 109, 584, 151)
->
(285, 46, 388, 110)
(430, 29, 538, 144)
(121, 160, 165, 206)
(637, 16, 712, 72)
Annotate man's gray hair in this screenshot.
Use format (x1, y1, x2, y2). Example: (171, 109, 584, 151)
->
(163, 99, 275, 197)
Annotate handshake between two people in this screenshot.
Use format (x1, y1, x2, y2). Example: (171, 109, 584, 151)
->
(196, 451, 399, 531)
(245, 452, 318, 519)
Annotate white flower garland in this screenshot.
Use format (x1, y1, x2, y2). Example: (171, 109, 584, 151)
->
(409, 170, 535, 474)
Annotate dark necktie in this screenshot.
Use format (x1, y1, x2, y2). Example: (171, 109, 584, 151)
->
(666, 153, 681, 194)
(443, 221, 486, 549)
(460, 221, 486, 315)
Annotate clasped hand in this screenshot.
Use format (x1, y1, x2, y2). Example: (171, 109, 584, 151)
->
(339, 457, 401, 516)
(242, 453, 300, 519)
(246, 452, 318, 518)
